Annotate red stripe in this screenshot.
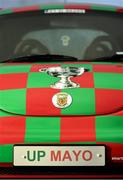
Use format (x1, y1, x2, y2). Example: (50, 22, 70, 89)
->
(0, 116, 26, 144)
(0, 73, 28, 90)
(13, 5, 40, 13)
(64, 4, 90, 10)
(60, 116, 96, 143)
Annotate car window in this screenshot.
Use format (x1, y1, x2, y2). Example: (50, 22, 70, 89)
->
(16, 29, 108, 59)
(0, 10, 123, 62)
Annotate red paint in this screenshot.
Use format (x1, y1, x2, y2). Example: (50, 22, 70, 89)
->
(97, 142, 123, 163)
(0, 163, 13, 167)
(0, 116, 26, 144)
(13, 5, 40, 13)
(93, 64, 123, 73)
(0, 175, 123, 178)
(95, 89, 123, 115)
(64, 4, 90, 10)
(113, 110, 123, 116)
(30, 64, 60, 72)
(117, 8, 123, 13)
(26, 88, 61, 115)
(60, 116, 96, 143)
(73, 72, 94, 88)
(0, 73, 28, 90)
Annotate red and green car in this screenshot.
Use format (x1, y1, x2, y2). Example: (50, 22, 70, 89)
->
(0, 3, 123, 178)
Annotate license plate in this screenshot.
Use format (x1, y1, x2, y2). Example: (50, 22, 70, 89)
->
(13, 145, 105, 166)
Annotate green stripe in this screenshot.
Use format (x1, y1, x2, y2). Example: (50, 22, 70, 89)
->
(91, 5, 116, 12)
(0, 89, 26, 114)
(0, 9, 13, 15)
(40, 4, 64, 10)
(96, 116, 123, 143)
(27, 72, 59, 88)
(0, 65, 31, 74)
(62, 88, 95, 115)
(0, 145, 13, 163)
(25, 117, 60, 143)
(94, 73, 123, 90)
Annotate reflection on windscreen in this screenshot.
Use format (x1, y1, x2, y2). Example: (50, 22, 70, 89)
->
(14, 29, 109, 60)
(0, 11, 123, 61)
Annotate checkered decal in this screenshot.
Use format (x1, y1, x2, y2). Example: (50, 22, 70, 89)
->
(0, 62, 123, 116)
(0, 4, 123, 164)
(0, 110, 123, 163)
(0, 4, 123, 16)
(0, 62, 123, 163)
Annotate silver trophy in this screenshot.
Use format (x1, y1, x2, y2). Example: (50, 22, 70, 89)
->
(39, 66, 85, 89)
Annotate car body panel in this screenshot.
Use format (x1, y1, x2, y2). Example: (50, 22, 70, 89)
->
(0, 62, 123, 116)
(0, 3, 123, 178)
(0, 4, 123, 16)
(0, 112, 123, 164)
(0, 61, 123, 165)
(1, 0, 123, 9)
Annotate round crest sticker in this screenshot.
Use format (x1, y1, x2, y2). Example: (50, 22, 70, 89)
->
(52, 92, 72, 108)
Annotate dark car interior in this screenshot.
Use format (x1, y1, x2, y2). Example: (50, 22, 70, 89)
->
(0, 10, 123, 61)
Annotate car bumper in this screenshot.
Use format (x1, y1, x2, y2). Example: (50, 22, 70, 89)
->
(0, 114, 123, 178)
(0, 164, 123, 179)
(0, 143, 123, 178)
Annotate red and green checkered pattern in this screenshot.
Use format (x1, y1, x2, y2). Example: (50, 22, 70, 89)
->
(0, 62, 123, 116)
(0, 4, 123, 164)
(0, 110, 123, 163)
(0, 61, 123, 163)
(0, 4, 123, 16)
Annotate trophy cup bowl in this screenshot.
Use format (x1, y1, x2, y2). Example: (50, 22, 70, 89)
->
(39, 66, 85, 89)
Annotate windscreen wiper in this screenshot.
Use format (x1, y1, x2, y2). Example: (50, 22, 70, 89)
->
(91, 52, 123, 62)
(1, 54, 78, 63)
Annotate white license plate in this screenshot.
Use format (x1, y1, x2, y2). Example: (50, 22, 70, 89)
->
(13, 145, 105, 166)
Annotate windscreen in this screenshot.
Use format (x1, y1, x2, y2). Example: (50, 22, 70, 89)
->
(0, 10, 123, 62)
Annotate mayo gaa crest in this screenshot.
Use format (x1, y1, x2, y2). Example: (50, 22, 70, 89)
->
(57, 93, 68, 107)
(39, 66, 85, 89)
(52, 92, 72, 108)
